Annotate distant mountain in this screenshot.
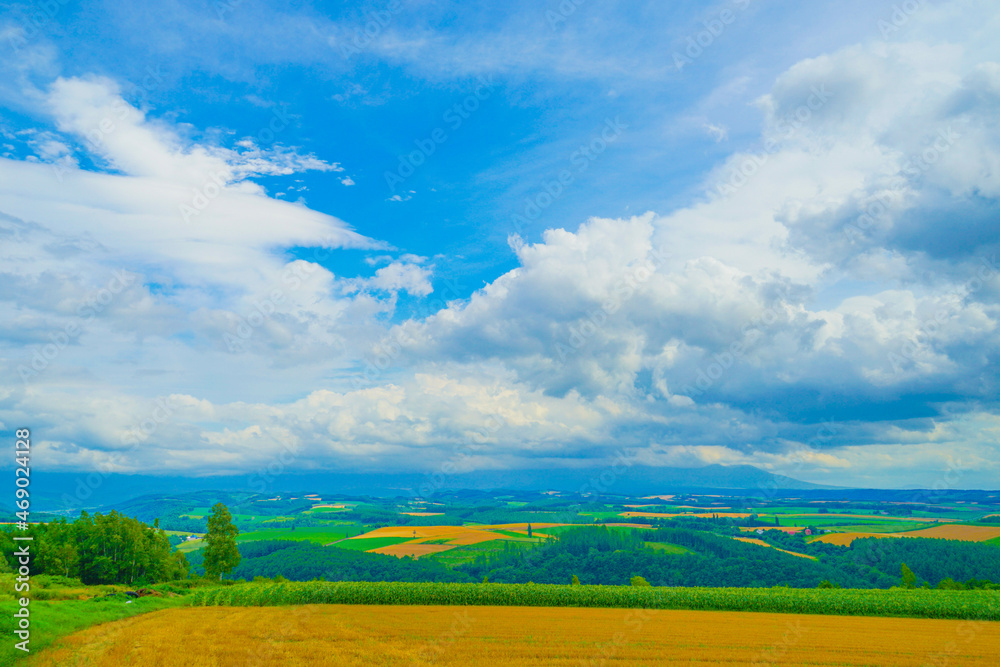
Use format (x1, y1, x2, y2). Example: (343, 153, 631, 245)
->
(28, 464, 830, 511)
(428, 463, 835, 495)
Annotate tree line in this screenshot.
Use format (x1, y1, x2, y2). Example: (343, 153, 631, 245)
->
(0, 502, 243, 585)
(0, 511, 188, 585)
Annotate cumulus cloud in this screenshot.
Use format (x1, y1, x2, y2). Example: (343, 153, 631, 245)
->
(2, 2, 1000, 488)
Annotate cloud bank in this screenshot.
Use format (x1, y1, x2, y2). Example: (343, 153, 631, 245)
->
(1, 1, 999, 489)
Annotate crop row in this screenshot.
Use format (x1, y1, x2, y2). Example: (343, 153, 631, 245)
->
(190, 581, 1000, 620)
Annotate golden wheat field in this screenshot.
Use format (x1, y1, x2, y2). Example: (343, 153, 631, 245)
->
(25, 605, 1000, 666)
(901, 525, 1000, 541)
(342, 523, 561, 557)
(812, 532, 904, 546)
(813, 524, 1000, 546)
(732, 536, 817, 560)
(369, 544, 455, 558)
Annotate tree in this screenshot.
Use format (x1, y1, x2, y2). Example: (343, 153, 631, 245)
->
(204, 503, 241, 580)
(572, 574, 581, 585)
(630, 575, 651, 587)
(527, 523, 532, 538)
(901, 562, 917, 588)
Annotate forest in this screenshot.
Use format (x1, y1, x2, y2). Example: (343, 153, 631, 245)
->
(0, 511, 188, 585)
(455, 527, 1000, 589)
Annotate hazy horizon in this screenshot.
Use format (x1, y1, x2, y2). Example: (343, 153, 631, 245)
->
(3, 0, 1000, 490)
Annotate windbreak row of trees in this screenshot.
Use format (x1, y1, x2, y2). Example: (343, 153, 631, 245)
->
(0, 510, 189, 585)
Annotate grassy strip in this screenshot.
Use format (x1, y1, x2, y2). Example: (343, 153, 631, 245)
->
(644, 542, 694, 555)
(332, 537, 413, 551)
(0, 596, 187, 665)
(235, 528, 347, 545)
(191, 581, 1000, 621)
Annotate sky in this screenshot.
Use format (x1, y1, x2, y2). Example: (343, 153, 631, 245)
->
(1, 0, 998, 489)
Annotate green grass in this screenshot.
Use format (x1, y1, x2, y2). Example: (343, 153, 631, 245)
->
(490, 529, 543, 540)
(175, 538, 206, 553)
(425, 540, 516, 567)
(0, 595, 186, 665)
(645, 542, 694, 555)
(765, 516, 940, 528)
(191, 581, 1000, 621)
(829, 522, 941, 533)
(331, 537, 413, 551)
(235, 527, 347, 545)
(580, 511, 626, 520)
(540, 524, 603, 536)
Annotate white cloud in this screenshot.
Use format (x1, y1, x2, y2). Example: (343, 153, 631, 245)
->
(2, 1, 1000, 487)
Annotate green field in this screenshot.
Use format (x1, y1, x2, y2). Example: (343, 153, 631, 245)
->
(541, 524, 602, 536)
(764, 516, 949, 528)
(831, 522, 942, 533)
(331, 537, 413, 551)
(490, 529, 543, 540)
(645, 542, 694, 555)
(235, 527, 348, 545)
(0, 593, 186, 665)
(426, 540, 530, 567)
(175, 538, 205, 553)
(191, 580, 1000, 620)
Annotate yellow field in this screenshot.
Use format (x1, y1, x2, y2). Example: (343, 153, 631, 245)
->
(349, 523, 568, 541)
(619, 512, 752, 518)
(733, 536, 817, 560)
(342, 523, 561, 557)
(369, 544, 455, 558)
(399, 512, 444, 516)
(813, 524, 1000, 546)
(812, 532, 908, 546)
(27, 605, 1000, 666)
(900, 525, 1000, 541)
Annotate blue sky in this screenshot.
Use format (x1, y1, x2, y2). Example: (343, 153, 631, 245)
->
(1, 0, 999, 488)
